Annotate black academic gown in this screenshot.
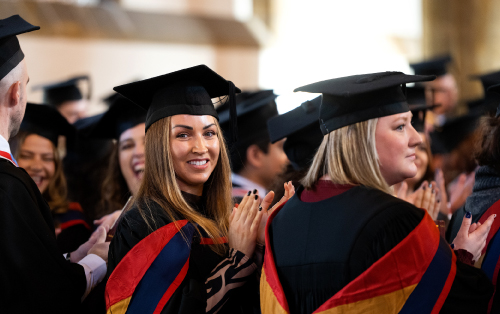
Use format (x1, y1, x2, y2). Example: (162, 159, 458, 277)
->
(269, 186, 493, 314)
(0, 159, 86, 313)
(107, 193, 260, 314)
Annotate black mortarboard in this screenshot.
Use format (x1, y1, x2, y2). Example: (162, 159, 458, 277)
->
(0, 15, 39, 80)
(267, 96, 323, 170)
(406, 86, 426, 106)
(294, 71, 435, 135)
(410, 55, 452, 77)
(409, 104, 437, 133)
(472, 70, 500, 94)
(217, 90, 278, 147)
(429, 112, 481, 154)
(20, 103, 75, 147)
(487, 83, 500, 118)
(34, 75, 90, 107)
(90, 93, 147, 140)
(113, 65, 240, 138)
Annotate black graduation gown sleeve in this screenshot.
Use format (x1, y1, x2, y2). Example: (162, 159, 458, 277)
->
(57, 224, 92, 253)
(0, 160, 86, 314)
(107, 202, 260, 314)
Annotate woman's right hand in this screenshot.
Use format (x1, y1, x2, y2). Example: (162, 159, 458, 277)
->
(452, 212, 496, 262)
(398, 180, 440, 220)
(228, 191, 264, 257)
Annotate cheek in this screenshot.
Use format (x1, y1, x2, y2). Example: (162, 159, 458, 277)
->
(119, 151, 133, 177)
(46, 162, 56, 178)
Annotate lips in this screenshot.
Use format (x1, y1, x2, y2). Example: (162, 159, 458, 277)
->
(187, 159, 210, 169)
(132, 162, 145, 180)
(30, 175, 45, 187)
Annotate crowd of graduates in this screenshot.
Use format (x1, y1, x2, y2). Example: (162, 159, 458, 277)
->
(3, 14, 500, 314)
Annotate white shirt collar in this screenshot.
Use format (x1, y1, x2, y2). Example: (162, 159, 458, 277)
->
(231, 173, 267, 196)
(0, 134, 11, 155)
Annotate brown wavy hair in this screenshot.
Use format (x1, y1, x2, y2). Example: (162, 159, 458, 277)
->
(10, 131, 69, 214)
(475, 115, 500, 171)
(135, 116, 233, 255)
(98, 143, 130, 218)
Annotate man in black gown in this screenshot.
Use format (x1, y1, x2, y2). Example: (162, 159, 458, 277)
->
(0, 15, 108, 313)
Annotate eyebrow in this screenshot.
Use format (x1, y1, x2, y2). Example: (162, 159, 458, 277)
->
(172, 123, 216, 130)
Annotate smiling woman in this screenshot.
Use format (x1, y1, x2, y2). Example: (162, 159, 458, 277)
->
(261, 71, 496, 314)
(10, 104, 91, 253)
(106, 65, 264, 314)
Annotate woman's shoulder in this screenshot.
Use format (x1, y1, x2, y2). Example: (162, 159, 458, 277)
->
(121, 199, 178, 231)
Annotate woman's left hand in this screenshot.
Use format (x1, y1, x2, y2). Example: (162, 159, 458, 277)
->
(94, 210, 122, 232)
(256, 181, 295, 246)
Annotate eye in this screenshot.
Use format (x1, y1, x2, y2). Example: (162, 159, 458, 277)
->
(120, 143, 134, 151)
(176, 133, 189, 139)
(42, 156, 54, 162)
(204, 130, 216, 137)
(396, 124, 405, 131)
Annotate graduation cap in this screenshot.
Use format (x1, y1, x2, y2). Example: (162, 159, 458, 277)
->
(267, 96, 323, 170)
(410, 55, 452, 77)
(294, 71, 435, 135)
(487, 83, 500, 118)
(113, 65, 240, 140)
(34, 75, 91, 107)
(471, 70, 500, 94)
(20, 103, 75, 147)
(0, 15, 39, 80)
(89, 93, 147, 140)
(217, 90, 278, 147)
(429, 112, 481, 154)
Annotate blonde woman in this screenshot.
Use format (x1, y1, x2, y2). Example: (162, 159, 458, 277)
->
(106, 65, 287, 314)
(260, 72, 496, 314)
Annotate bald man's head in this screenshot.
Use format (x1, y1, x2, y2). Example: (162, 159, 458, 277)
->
(0, 60, 29, 139)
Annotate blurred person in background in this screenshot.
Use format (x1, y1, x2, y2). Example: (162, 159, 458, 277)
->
(0, 15, 108, 313)
(90, 93, 147, 229)
(410, 55, 458, 128)
(447, 83, 500, 312)
(260, 71, 495, 314)
(10, 103, 91, 253)
(35, 75, 90, 124)
(217, 90, 289, 202)
(267, 96, 323, 205)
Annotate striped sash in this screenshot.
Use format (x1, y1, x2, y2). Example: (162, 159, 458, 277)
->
(0, 150, 17, 166)
(261, 206, 456, 314)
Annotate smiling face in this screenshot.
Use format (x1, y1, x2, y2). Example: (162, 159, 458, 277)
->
(169, 114, 219, 196)
(17, 134, 56, 193)
(118, 122, 146, 196)
(375, 111, 422, 186)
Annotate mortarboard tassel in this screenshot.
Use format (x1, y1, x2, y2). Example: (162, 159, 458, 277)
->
(228, 81, 238, 143)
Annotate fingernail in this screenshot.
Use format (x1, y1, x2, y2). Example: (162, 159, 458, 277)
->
(253, 189, 257, 194)
(259, 206, 262, 211)
(495, 214, 497, 218)
(235, 203, 239, 208)
(247, 191, 251, 196)
(451, 243, 455, 249)
(429, 183, 432, 189)
(254, 195, 258, 200)
(466, 211, 471, 218)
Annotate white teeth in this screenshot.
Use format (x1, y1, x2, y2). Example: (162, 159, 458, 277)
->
(31, 176, 42, 184)
(189, 160, 207, 166)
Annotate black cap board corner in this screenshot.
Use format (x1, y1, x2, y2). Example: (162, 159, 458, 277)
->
(294, 71, 435, 135)
(410, 55, 452, 77)
(20, 103, 75, 147)
(113, 64, 240, 140)
(0, 15, 39, 80)
(430, 112, 482, 154)
(471, 70, 500, 94)
(90, 93, 147, 140)
(487, 83, 500, 118)
(217, 90, 278, 147)
(267, 96, 321, 144)
(33, 75, 91, 107)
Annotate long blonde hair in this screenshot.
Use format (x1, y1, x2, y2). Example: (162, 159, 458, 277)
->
(302, 118, 392, 194)
(135, 116, 233, 254)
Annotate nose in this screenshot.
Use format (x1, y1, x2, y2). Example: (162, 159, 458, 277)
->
(29, 157, 43, 172)
(192, 135, 208, 154)
(408, 124, 422, 148)
(134, 140, 145, 156)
